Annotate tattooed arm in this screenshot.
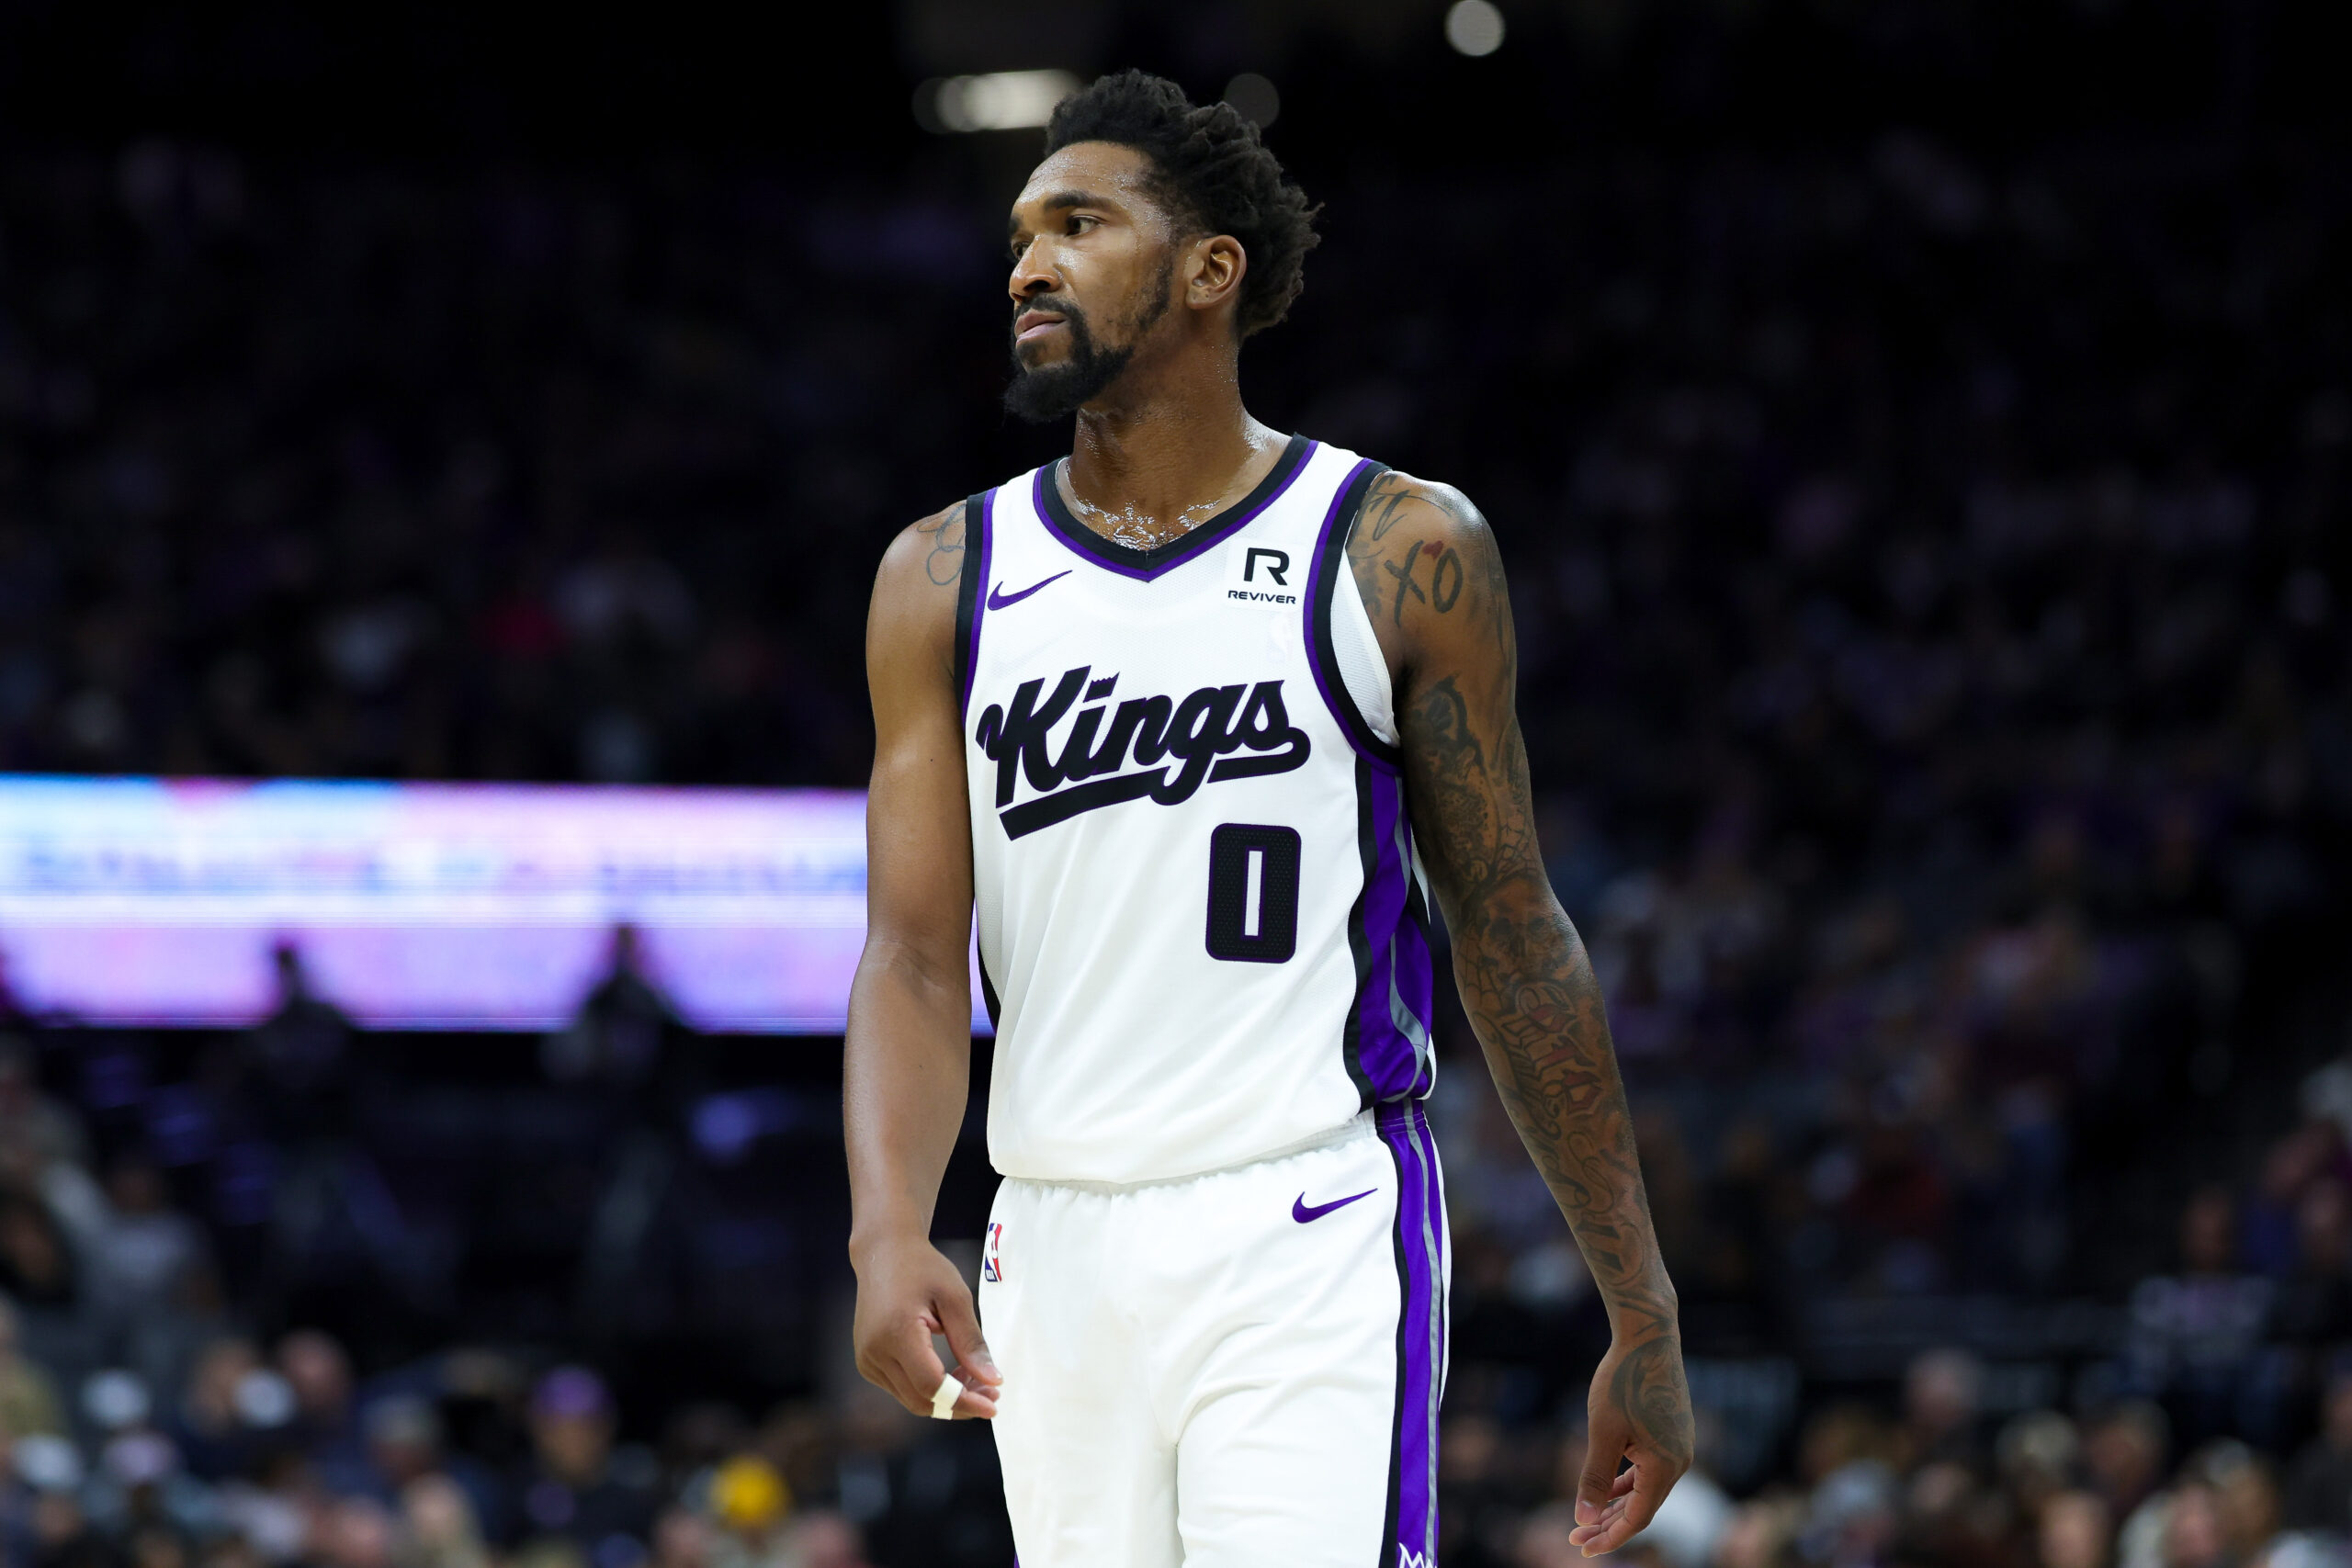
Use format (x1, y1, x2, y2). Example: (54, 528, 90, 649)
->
(845, 500, 1002, 1420)
(1351, 471, 1691, 1554)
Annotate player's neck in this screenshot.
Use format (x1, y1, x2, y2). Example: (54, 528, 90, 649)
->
(1064, 369, 1282, 536)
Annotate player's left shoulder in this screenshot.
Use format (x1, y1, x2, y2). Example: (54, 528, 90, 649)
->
(1344, 467, 1508, 659)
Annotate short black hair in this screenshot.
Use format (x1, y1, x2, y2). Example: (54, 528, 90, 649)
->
(1043, 70, 1319, 339)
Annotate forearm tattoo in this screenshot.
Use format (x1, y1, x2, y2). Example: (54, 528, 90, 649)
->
(1358, 473, 1690, 1466)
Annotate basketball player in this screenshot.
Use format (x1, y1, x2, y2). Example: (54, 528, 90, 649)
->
(847, 71, 1690, 1566)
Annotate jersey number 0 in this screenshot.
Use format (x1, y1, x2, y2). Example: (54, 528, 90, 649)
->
(1205, 823, 1301, 964)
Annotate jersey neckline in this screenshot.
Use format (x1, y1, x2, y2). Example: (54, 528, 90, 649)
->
(1032, 433, 1317, 582)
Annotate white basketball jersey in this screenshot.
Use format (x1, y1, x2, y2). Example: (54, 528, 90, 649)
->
(956, 434, 1438, 1186)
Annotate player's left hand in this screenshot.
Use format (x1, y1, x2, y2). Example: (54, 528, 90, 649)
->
(1569, 1329, 1693, 1556)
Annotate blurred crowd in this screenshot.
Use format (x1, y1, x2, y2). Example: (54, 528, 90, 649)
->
(1427, 1043, 2352, 1567)
(1, 8, 2349, 1568)
(0, 1314, 1010, 1568)
(17, 1026, 2352, 1568)
(2, 1015, 1012, 1568)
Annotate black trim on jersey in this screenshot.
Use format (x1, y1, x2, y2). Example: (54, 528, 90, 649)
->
(1378, 1125, 1410, 1568)
(1035, 432, 1313, 579)
(1340, 753, 1378, 1110)
(1306, 460, 1405, 770)
(1403, 859, 1436, 1093)
(978, 942, 1002, 1032)
(961, 491, 1001, 1035)
(953, 490, 990, 718)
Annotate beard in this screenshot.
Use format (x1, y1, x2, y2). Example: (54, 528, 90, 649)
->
(1001, 259, 1173, 424)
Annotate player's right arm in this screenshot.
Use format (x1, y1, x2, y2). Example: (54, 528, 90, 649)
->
(844, 500, 1001, 1420)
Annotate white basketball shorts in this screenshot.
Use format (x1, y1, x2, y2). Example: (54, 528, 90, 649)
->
(979, 1100, 1449, 1568)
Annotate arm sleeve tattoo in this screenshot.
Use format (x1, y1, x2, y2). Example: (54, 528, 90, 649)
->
(1358, 472, 1692, 1468)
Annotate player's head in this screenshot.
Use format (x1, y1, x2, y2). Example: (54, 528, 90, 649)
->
(1003, 70, 1319, 423)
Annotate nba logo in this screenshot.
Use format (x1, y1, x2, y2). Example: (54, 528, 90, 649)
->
(983, 1223, 1005, 1282)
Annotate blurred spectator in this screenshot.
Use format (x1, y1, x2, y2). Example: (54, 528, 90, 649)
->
(828, 1381, 1008, 1568)
(659, 1403, 750, 1500)
(2270, 1180, 2352, 1350)
(1712, 1497, 1802, 1568)
(17, 1477, 112, 1568)
(2128, 1190, 2278, 1444)
(515, 1367, 655, 1559)
(784, 1512, 870, 1568)
(282, 1331, 356, 1435)
(395, 1476, 492, 1568)
(1802, 1452, 1899, 1567)
(1999, 1409, 2083, 1521)
(398, 1473, 494, 1568)
(278, 1330, 367, 1489)
(2205, 1443, 2284, 1562)
(168, 1337, 277, 1483)
(543, 926, 673, 1093)
(247, 945, 354, 1135)
(706, 1453, 788, 1568)
(2041, 1490, 2116, 1568)
(2089, 1404, 2175, 1521)
(1512, 1502, 1585, 1568)
(126, 1524, 193, 1568)
(2281, 1370, 2352, 1534)
(0, 1293, 66, 1437)
(366, 1395, 506, 1542)
(316, 1495, 398, 1568)
(88, 1155, 213, 1325)
(1902, 1348, 1986, 1471)
(2242, 1129, 2338, 1279)
(650, 1507, 711, 1568)
(0, 1194, 80, 1314)
(1636, 1453, 1734, 1568)
(0, 1040, 85, 1171)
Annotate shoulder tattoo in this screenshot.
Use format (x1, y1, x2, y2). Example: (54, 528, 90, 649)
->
(1345, 471, 1489, 634)
(914, 500, 967, 589)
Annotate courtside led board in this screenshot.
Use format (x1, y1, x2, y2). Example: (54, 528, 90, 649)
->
(0, 777, 982, 1032)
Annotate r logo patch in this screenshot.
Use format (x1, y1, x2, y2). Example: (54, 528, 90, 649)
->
(1243, 547, 1291, 585)
(1225, 544, 1299, 605)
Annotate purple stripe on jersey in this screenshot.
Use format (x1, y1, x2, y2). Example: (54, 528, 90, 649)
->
(1351, 769, 1439, 1100)
(1300, 458, 1393, 774)
(1295, 455, 1438, 1103)
(1379, 1099, 1445, 1568)
(1031, 442, 1319, 582)
(1394, 919, 1437, 1095)
(959, 488, 997, 720)
(1355, 769, 1414, 1097)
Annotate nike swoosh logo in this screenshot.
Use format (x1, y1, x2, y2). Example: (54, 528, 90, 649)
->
(1293, 1189, 1375, 1224)
(987, 571, 1071, 610)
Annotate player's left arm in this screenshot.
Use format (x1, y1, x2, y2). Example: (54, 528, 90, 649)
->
(1356, 471, 1693, 1556)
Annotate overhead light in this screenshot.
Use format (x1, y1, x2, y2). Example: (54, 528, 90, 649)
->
(918, 70, 1082, 134)
(1445, 0, 1506, 56)
(1222, 73, 1280, 129)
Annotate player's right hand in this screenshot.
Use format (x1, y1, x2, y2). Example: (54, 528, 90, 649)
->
(851, 1235, 1002, 1419)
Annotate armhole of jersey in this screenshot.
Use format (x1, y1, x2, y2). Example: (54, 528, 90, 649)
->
(953, 489, 994, 721)
(977, 945, 1002, 1032)
(1305, 460, 1404, 772)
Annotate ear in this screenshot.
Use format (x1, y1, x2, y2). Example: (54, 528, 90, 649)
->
(1183, 233, 1249, 320)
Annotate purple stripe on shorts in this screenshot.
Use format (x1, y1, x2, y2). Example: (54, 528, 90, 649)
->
(1379, 1099, 1444, 1567)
